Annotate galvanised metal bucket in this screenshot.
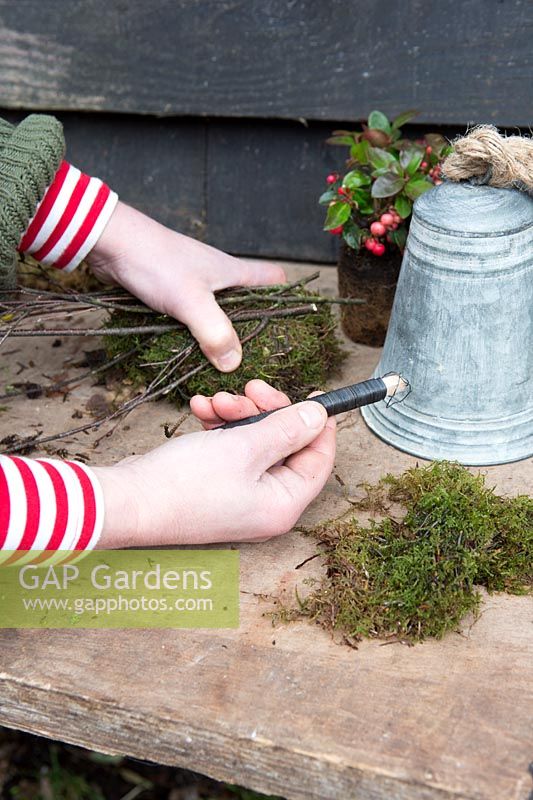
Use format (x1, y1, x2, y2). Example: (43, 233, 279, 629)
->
(362, 181, 533, 466)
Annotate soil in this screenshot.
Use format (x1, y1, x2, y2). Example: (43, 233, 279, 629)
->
(0, 727, 282, 800)
(337, 244, 402, 346)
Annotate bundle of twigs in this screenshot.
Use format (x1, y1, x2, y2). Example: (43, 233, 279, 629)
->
(0, 273, 362, 455)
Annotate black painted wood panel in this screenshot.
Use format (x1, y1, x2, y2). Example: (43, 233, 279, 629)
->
(206, 120, 345, 262)
(0, 0, 531, 126)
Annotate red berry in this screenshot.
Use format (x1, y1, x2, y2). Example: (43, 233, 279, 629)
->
(370, 221, 386, 236)
(365, 237, 376, 251)
(380, 213, 394, 227)
(329, 225, 344, 235)
(391, 222, 399, 229)
(421, 161, 428, 169)
(373, 243, 386, 256)
(425, 145, 432, 154)
(326, 173, 338, 184)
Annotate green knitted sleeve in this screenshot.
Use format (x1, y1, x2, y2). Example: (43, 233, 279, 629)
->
(0, 114, 65, 290)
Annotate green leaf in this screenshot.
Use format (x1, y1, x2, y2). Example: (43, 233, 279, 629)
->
(389, 158, 405, 177)
(343, 230, 362, 250)
(371, 172, 405, 198)
(404, 176, 433, 200)
(350, 139, 370, 164)
(368, 147, 397, 171)
(342, 220, 363, 250)
(368, 110, 391, 133)
(324, 201, 351, 230)
(343, 169, 371, 189)
(407, 152, 424, 177)
(424, 133, 449, 156)
(400, 147, 424, 176)
(350, 187, 373, 209)
(326, 135, 356, 146)
(394, 194, 412, 219)
(388, 227, 408, 249)
(391, 109, 419, 130)
(318, 189, 338, 205)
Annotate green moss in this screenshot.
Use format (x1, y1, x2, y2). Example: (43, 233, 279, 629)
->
(296, 462, 532, 643)
(105, 289, 346, 402)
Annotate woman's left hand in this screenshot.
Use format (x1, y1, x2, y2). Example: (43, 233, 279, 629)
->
(87, 201, 286, 372)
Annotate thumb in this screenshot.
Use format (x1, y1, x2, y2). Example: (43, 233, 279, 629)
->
(178, 291, 242, 372)
(242, 400, 328, 472)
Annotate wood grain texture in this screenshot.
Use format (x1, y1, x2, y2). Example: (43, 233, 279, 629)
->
(0, 0, 531, 125)
(0, 264, 532, 799)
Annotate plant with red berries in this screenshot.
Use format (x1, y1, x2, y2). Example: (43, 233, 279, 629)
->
(320, 110, 452, 256)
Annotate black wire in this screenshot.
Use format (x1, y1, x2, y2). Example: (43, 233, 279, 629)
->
(220, 377, 388, 430)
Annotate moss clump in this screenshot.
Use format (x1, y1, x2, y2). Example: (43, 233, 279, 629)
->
(297, 462, 532, 643)
(105, 290, 346, 402)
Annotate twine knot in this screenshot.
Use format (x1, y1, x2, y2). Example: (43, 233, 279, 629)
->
(442, 125, 533, 196)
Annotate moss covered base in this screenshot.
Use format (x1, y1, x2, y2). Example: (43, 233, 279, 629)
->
(292, 462, 532, 644)
(105, 290, 346, 403)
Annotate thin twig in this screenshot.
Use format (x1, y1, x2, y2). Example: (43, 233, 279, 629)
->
(0, 314, 272, 455)
(0, 304, 318, 338)
(0, 343, 145, 402)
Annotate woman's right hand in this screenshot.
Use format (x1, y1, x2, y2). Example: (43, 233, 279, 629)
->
(93, 380, 336, 548)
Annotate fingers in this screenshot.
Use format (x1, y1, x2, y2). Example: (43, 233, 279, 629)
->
(215, 257, 286, 291)
(264, 415, 336, 519)
(244, 400, 328, 473)
(237, 258, 287, 288)
(243, 379, 291, 411)
(189, 395, 224, 429)
(179, 291, 242, 372)
(191, 392, 262, 429)
(212, 392, 264, 421)
(210, 381, 289, 422)
(279, 415, 336, 485)
(191, 380, 291, 429)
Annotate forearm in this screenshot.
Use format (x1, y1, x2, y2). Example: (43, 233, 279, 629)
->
(0, 454, 104, 551)
(17, 160, 118, 273)
(90, 465, 142, 550)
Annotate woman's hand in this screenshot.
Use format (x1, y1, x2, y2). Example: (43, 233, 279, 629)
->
(87, 201, 286, 372)
(190, 378, 292, 429)
(93, 381, 336, 547)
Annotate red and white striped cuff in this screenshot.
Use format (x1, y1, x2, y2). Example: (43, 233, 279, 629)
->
(18, 161, 118, 273)
(0, 455, 104, 551)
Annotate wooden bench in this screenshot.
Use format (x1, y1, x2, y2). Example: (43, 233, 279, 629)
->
(0, 265, 532, 800)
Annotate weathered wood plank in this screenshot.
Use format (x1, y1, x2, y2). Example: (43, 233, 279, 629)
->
(0, 0, 531, 125)
(0, 265, 532, 800)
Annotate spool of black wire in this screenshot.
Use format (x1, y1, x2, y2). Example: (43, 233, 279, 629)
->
(220, 374, 408, 430)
